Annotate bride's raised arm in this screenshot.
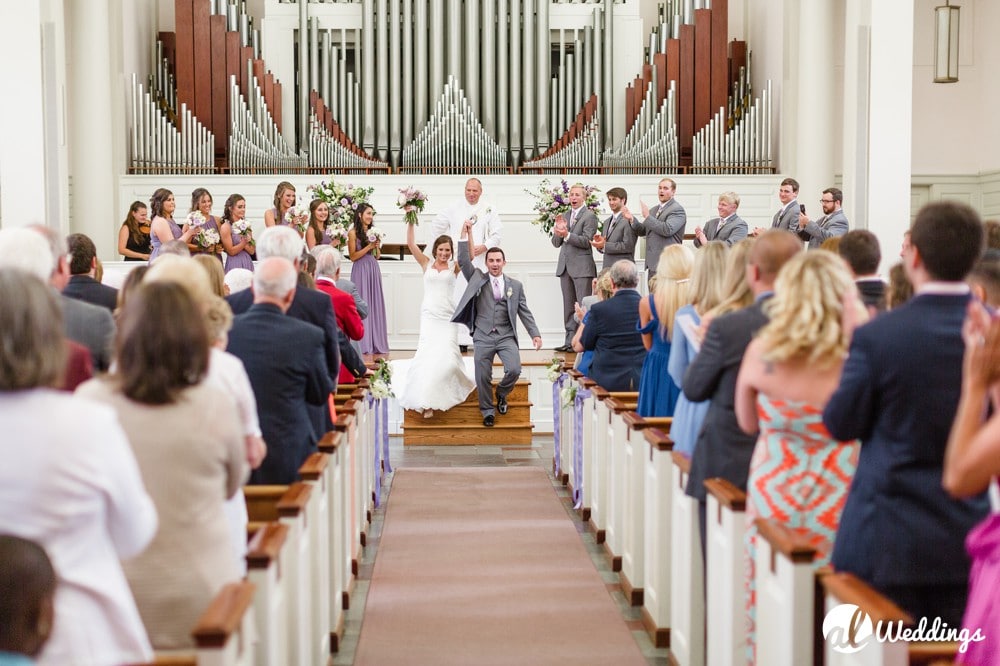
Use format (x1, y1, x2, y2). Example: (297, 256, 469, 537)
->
(406, 217, 429, 271)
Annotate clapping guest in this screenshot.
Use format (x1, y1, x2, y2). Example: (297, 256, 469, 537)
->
(314, 245, 366, 385)
(668, 241, 727, 457)
(77, 281, 246, 649)
(219, 194, 255, 274)
(118, 200, 152, 261)
(735, 250, 863, 662)
(348, 203, 389, 354)
(571, 271, 614, 378)
(0, 268, 157, 665)
(580, 260, 646, 391)
(148, 188, 196, 263)
(637, 245, 693, 417)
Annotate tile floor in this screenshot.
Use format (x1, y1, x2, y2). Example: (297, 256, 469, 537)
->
(333, 435, 671, 665)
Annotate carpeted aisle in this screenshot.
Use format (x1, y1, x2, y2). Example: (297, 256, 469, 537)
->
(353, 467, 647, 665)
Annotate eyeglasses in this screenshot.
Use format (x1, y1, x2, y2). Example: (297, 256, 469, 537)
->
(820, 199, 835, 204)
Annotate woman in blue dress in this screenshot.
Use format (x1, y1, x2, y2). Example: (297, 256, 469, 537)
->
(667, 241, 728, 457)
(637, 245, 694, 417)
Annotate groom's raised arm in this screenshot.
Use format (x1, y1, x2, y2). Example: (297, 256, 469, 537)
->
(457, 220, 477, 280)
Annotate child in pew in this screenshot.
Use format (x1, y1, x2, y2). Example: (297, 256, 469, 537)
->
(77, 281, 247, 649)
(735, 251, 864, 665)
(0, 535, 56, 665)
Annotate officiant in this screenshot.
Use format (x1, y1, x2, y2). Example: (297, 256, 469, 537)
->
(429, 178, 503, 351)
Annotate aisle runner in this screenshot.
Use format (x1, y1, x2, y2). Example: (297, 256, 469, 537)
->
(354, 467, 646, 665)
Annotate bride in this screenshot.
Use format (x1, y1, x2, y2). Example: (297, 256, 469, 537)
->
(395, 216, 475, 417)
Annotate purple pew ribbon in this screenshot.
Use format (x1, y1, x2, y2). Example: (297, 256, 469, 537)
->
(552, 373, 568, 478)
(572, 388, 592, 510)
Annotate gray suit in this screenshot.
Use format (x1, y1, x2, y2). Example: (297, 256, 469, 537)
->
(598, 213, 637, 269)
(634, 198, 687, 274)
(798, 209, 849, 249)
(771, 200, 801, 233)
(452, 243, 540, 417)
(695, 214, 748, 248)
(59, 293, 115, 371)
(551, 207, 598, 346)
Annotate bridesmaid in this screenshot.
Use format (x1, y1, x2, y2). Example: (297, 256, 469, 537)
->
(149, 188, 196, 262)
(306, 199, 336, 250)
(219, 194, 255, 274)
(263, 181, 305, 233)
(186, 188, 224, 259)
(348, 203, 388, 354)
(118, 200, 152, 261)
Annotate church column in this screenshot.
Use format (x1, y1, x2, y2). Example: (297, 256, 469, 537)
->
(842, 0, 913, 268)
(67, 0, 117, 258)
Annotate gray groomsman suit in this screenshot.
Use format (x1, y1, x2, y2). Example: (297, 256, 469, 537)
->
(598, 212, 637, 269)
(452, 244, 541, 417)
(552, 207, 598, 346)
(634, 198, 687, 275)
(694, 214, 748, 248)
(771, 200, 801, 233)
(798, 209, 849, 249)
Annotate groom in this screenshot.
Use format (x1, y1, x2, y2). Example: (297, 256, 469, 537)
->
(452, 221, 543, 427)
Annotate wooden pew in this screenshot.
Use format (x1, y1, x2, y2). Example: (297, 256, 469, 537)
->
(640, 426, 674, 648)
(587, 386, 612, 543)
(821, 573, 960, 666)
(577, 376, 599, 521)
(297, 453, 332, 663)
(245, 484, 313, 666)
(317, 431, 348, 650)
(670, 451, 706, 666)
(563, 369, 585, 495)
(553, 368, 577, 485)
(245, 522, 289, 666)
(603, 393, 638, 572)
(704, 478, 749, 666)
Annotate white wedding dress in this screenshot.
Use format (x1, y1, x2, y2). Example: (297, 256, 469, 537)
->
(394, 265, 475, 411)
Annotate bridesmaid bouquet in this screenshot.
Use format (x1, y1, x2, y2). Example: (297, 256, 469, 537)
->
(185, 211, 207, 228)
(524, 179, 602, 237)
(195, 227, 221, 251)
(397, 186, 427, 225)
(366, 226, 385, 244)
(284, 201, 310, 234)
(232, 219, 251, 236)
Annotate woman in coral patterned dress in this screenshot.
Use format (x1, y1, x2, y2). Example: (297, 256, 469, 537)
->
(734, 250, 865, 664)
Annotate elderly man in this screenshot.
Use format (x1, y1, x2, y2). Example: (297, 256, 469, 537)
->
(313, 245, 365, 385)
(227, 257, 333, 485)
(579, 260, 646, 392)
(693, 192, 748, 248)
(634, 177, 687, 277)
(551, 183, 598, 351)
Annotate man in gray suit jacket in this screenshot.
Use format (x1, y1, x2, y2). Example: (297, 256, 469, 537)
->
(590, 187, 637, 269)
(634, 177, 687, 277)
(798, 187, 849, 249)
(752, 177, 800, 237)
(453, 221, 542, 427)
(551, 183, 598, 351)
(693, 191, 748, 248)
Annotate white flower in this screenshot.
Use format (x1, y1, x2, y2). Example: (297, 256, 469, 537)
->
(232, 219, 250, 235)
(186, 211, 206, 227)
(369, 378, 391, 399)
(560, 385, 577, 408)
(366, 226, 385, 243)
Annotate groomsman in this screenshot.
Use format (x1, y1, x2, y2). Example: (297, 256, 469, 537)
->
(551, 183, 598, 352)
(634, 178, 687, 278)
(752, 177, 800, 237)
(798, 187, 849, 249)
(591, 187, 637, 269)
(693, 192, 748, 248)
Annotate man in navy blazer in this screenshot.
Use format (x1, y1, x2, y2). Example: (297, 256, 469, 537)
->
(227, 258, 333, 485)
(580, 260, 646, 391)
(823, 201, 989, 627)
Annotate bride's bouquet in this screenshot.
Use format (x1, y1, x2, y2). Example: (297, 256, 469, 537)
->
(284, 201, 310, 235)
(525, 179, 602, 237)
(397, 186, 428, 225)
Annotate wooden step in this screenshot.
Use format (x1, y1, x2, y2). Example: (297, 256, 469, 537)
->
(403, 401, 531, 425)
(403, 420, 534, 445)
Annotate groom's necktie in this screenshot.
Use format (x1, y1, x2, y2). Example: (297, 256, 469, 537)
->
(492, 277, 502, 302)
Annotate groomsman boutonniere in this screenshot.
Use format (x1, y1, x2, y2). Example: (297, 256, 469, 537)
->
(506, 287, 513, 299)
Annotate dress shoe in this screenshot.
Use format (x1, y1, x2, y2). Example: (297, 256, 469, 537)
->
(483, 415, 495, 427)
(496, 394, 508, 415)
(459, 344, 469, 353)
(554, 344, 572, 352)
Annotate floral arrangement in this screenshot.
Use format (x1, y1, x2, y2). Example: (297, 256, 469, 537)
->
(284, 201, 310, 234)
(185, 210, 207, 228)
(232, 219, 251, 236)
(545, 358, 565, 383)
(308, 179, 374, 240)
(368, 358, 394, 399)
(195, 226, 221, 250)
(524, 179, 602, 237)
(397, 186, 428, 225)
(560, 385, 578, 408)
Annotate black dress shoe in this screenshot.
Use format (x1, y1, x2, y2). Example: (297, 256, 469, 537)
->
(496, 394, 508, 415)
(483, 415, 495, 427)
(459, 344, 469, 353)
(554, 344, 571, 352)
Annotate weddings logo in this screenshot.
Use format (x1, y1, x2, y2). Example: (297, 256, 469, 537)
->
(823, 604, 986, 655)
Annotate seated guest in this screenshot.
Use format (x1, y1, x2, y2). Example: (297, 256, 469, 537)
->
(77, 281, 246, 649)
(886, 262, 914, 309)
(311, 245, 369, 358)
(824, 201, 989, 630)
(580, 260, 646, 391)
(64, 233, 119, 313)
(637, 245, 693, 417)
(967, 258, 1000, 309)
(313, 246, 366, 385)
(0, 268, 156, 665)
(193, 253, 227, 297)
(156, 239, 191, 258)
(223, 267, 254, 295)
(735, 250, 864, 661)
(115, 265, 149, 320)
(571, 271, 614, 377)
(668, 241, 727, 457)
(0, 227, 115, 371)
(227, 257, 333, 484)
(0, 535, 57, 664)
(838, 229, 886, 314)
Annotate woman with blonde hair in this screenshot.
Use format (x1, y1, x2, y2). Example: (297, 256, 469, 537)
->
(734, 250, 864, 663)
(706, 237, 755, 321)
(637, 245, 694, 416)
(571, 269, 614, 377)
(668, 240, 728, 457)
